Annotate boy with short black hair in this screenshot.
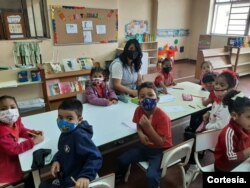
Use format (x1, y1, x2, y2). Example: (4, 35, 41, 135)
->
(117, 82, 172, 188)
(39, 99, 102, 188)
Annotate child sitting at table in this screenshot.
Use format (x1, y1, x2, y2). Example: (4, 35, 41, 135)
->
(200, 60, 214, 89)
(185, 70, 239, 185)
(154, 58, 176, 94)
(201, 72, 218, 106)
(39, 99, 102, 188)
(0, 95, 44, 187)
(116, 82, 173, 188)
(214, 90, 250, 172)
(85, 67, 118, 106)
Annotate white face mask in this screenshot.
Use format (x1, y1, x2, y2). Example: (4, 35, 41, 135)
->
(0, 109, 19, 125)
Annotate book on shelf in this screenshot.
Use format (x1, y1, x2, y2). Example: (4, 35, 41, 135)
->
(46, 79, 60, 96)
(62, 58, 81, 72)
(77, 57, 93, 70)
(50, 63, 63, 73)
(59, 82, 72, 94)
(49, 83, 61, 96)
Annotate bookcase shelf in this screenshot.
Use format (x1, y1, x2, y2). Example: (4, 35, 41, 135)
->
(195, 46, 233, 79)
(231, 47, 250, 77)
(39, 67, 90, 111)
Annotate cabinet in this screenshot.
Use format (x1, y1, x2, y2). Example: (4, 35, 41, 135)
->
(0, 68, 44, 116)
(117, 41, 158, 68)
(231, 47, 250, 77)
(39, 67, 90, 111)
(195, 46, 233, 79)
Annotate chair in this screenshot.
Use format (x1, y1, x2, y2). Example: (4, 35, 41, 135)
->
(88, 173, 115, 188)
(193, 129, 221, 173)
(125, 138, 194, 188)
(0, 183, 14, 188)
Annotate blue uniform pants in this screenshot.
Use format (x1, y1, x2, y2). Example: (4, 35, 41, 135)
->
(118, 143, 163, 188)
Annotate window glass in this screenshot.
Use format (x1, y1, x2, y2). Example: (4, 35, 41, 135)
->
(212, 4, 230, 34)
(211, 1, 250, 35)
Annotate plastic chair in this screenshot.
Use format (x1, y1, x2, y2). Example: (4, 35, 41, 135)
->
(69, 173, 115, 188)
(88, 173, 115, 188)
(193, 129, 221, 173)
(125, 139, 194, 188)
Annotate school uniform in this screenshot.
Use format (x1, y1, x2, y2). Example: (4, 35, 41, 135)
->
(214, 119, 250, 171)
(118, 107, 172, 188)
(39, 121, 102, 188)
(0, 118, 34, 183)
(154, 72, 174, 87)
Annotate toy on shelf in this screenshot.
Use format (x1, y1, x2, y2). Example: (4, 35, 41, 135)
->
(158, 44, 177, 65)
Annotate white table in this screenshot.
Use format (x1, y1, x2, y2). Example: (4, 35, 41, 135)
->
(232, 157, 250, 172)
(18, 81, 209, 187)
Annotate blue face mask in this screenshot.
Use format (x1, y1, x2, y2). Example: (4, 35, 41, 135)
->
(57, 119, 78, 133)
(140, 98, 157, 111)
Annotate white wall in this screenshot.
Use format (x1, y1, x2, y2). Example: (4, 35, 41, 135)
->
(187, 0, 230, 59)
(157, 0, 192, 60)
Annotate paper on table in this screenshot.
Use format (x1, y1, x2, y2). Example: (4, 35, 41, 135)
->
(158, 95, 175, 103)
(122, 121, 137, 130)
(162, 106, 186, 113)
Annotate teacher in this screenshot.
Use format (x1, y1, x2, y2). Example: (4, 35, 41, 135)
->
(109, 39, 143, 101)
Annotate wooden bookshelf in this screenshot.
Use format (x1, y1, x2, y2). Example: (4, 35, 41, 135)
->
(231, 47, 250, 77)
(195, 46, 233, 79)
(39, 67, 90, 111)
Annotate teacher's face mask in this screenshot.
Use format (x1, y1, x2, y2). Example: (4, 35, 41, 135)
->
(127, 50, 138, 60)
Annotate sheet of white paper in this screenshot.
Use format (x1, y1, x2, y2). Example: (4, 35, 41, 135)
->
(96, 25, 106, 34)
(122, 121, 137, 130)
(83, 31, 92, 43)
(162, 106, 186, 113)
(159, 95, 175, 103)
(82, 21, 93, 30)
(140, 52, 148, 75)
(66, 24, 78, 34)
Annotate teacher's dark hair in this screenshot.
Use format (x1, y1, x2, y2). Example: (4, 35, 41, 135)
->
(119, 39, 142, 72)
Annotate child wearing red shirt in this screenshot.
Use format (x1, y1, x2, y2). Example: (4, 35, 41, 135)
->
(0, 95, 44, 187)
(214, 90, 250, 171)
(154, 58, 176, 94)
(117, 82, 172, 188)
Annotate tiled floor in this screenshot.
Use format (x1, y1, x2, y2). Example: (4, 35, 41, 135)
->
(99, 61, 250, 188)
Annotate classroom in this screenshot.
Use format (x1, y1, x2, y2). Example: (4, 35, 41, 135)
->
(0, 0, 250, 188)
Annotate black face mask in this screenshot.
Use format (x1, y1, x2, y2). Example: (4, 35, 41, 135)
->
(163, 67, 172, 73)
(127, 50, 138, 60)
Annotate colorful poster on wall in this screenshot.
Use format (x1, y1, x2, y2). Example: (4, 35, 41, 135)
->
(125, 20, 148, 36)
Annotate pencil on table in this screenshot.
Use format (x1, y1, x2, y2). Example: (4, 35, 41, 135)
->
(172, 87, 184, 90)
(188, 105, 196, 109)
(71, 176, 77, 184)
(191, 95, 204, 98)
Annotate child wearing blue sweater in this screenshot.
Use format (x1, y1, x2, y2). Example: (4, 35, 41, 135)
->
(39, 99, 102, 188)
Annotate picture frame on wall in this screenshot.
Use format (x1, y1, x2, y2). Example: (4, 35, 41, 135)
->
(2, 12, 26, 39)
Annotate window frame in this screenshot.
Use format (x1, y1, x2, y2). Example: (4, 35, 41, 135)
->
(211, 0, 250, 36)
(0, 0, 50, 40)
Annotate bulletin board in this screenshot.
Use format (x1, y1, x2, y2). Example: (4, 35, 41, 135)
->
(51, 6, 118, 45)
